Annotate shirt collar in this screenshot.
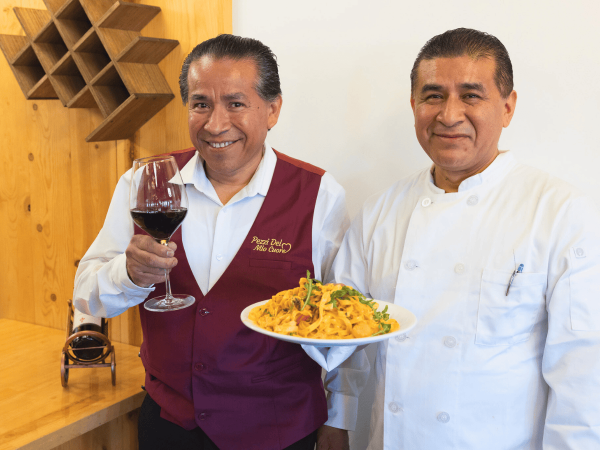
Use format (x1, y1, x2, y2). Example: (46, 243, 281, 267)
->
(179, 142, 276, 205)
(427, 150, 517, 194)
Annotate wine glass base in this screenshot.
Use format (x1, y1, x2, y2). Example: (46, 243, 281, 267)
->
(144, 294, 195, 312)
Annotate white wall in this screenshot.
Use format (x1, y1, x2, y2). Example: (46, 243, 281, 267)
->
(233, 1, 600, 447)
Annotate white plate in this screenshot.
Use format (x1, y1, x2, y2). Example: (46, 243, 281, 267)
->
(240, 299, 417, 347)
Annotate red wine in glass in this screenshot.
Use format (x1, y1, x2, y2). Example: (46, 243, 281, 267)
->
(130, 209, 188, 241)
(129, 155, 195, 312)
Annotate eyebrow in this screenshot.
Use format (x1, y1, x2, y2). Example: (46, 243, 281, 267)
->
(189, 93, 248, 101)
(420, 82, 486, 94)
(223, 92, 247, 101)
(460, 82, 485, 92)
(420, 84, 443, 94)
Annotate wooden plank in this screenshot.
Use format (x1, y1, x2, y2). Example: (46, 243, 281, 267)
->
(117, 36, 179, 64)
(26, 98, 77, 328)
(55, 18, 92, 48)
(33, 18, 61, 43)
(69, 111, 121, 269)
(0, 53, 36, 323)
(43, 0, 70, 16)
(0, 34, 30, 61)
(27, 73, 58, 98)
(32, 41, 67, 72)
(78, 0, 116, 24)
(8, 61, 45, 94)
(96, 27, 139, 59)
(11, 40, 38, 65)
(0, 319, 145, 450)
(66, 84, 97, 108)
(13, 7, 51, 39)
(53, 0, 87, 21)
(97, 1, 161, 32)
(116, 61, 171, 94)
(72, 50, 110, 83)
(86, 93, 173, 141)
(92, 84, 127, 117)
(51, 73, 86, 103)
(50, 51, 76, 75)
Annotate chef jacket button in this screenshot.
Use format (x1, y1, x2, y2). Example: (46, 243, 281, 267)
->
(575, 247, 586, 258)
(443, 336, 457, 348)
(216, 254, 223, 261)
(194, 363, 205, 371)
(467, 195, 479, 206)
(405, 260, 417, 271)
(198, 412, 209, 420)
(437, 412, 450, 423)
(388, 402, 402, 413)
(421, 197, 432, 207)
(395, 334, 407, 342)
(454, 263, 465, 274)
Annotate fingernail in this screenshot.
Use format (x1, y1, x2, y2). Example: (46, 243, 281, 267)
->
(167, 251, 174, 257)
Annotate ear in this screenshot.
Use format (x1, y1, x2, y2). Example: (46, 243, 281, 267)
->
(502, 90, 517, 128)
(267, 95, 283, 130)
(410, 96, 416, 115)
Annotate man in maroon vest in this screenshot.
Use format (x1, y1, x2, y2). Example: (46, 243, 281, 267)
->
(73, 35, 350, 450)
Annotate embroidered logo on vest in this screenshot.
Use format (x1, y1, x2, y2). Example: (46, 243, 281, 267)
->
(251, 236, 291, 254)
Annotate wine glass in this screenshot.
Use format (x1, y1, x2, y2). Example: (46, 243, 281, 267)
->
(129, 155, 195, 312)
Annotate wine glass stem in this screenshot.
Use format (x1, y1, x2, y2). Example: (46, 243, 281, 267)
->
(161, 240, 173, 302)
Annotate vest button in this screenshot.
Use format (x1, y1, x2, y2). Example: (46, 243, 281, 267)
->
(199, 308, 210, 316)
(195, 363, 205, 371)
(198, 412, 209, 420)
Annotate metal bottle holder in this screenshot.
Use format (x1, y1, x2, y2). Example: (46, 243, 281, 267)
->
(61, 299, 116, 387)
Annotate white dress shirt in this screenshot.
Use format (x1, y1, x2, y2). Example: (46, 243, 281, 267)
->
(73, 144, 349, 319)
(324, 151, 600, 449)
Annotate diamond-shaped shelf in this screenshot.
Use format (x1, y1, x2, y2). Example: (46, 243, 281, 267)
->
(0, 0, 179, 142)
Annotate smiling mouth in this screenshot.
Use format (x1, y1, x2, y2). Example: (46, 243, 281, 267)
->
(207, 140, 237, 148)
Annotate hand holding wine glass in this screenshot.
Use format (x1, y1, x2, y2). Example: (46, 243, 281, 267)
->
(129, 155, 195, 312)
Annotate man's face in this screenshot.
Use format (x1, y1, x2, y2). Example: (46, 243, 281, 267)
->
(187, 56, 282, 179)
(411, 55, 516, 178)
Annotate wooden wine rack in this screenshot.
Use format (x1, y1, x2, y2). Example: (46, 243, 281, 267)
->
(0, 0, 179, 142)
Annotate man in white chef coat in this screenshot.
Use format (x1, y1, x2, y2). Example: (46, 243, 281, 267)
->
(317, 28, 600, 450)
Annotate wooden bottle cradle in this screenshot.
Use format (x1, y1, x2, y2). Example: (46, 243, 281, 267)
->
(61, 299, 116, 387)
(0, 0, 179, 142)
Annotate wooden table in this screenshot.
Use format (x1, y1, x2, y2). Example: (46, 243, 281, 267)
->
(0, 319, 146, 450)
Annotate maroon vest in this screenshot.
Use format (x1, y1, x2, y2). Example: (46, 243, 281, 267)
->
(137, 148, 328, 449)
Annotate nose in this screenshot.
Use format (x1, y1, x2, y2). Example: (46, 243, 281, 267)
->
(436, 95, 464, 127)
(204, 105, 231, 135)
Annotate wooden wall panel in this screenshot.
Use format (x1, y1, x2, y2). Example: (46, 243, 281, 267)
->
(0, 0, 232, 347)
(0, 36, 35, 323)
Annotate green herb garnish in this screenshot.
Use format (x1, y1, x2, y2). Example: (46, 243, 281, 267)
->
(301, 270, 316, 311)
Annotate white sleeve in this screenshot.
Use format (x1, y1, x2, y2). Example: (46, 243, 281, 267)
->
(72, 171, 154, 318)
(323, 207, 372, 430)
(312, 172, 350, 282)
(542, 196, 600, 448)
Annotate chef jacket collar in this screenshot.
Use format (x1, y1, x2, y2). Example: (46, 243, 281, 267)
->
(427, 150, 516, 195)
(178, 142, 276, 206)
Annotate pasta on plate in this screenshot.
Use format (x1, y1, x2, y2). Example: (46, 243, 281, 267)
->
(248, 271, 400, 339)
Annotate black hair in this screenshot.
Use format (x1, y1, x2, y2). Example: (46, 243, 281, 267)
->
(410, 28, 513, 98)
(179, 34, 281, 104)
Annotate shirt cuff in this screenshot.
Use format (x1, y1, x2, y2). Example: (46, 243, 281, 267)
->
(97, 253, 155, 317)
(324, 391, 360, 431)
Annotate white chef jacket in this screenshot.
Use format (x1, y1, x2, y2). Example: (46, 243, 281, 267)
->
(73, 144, 350, 319)
(324, 151, 600, 449)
